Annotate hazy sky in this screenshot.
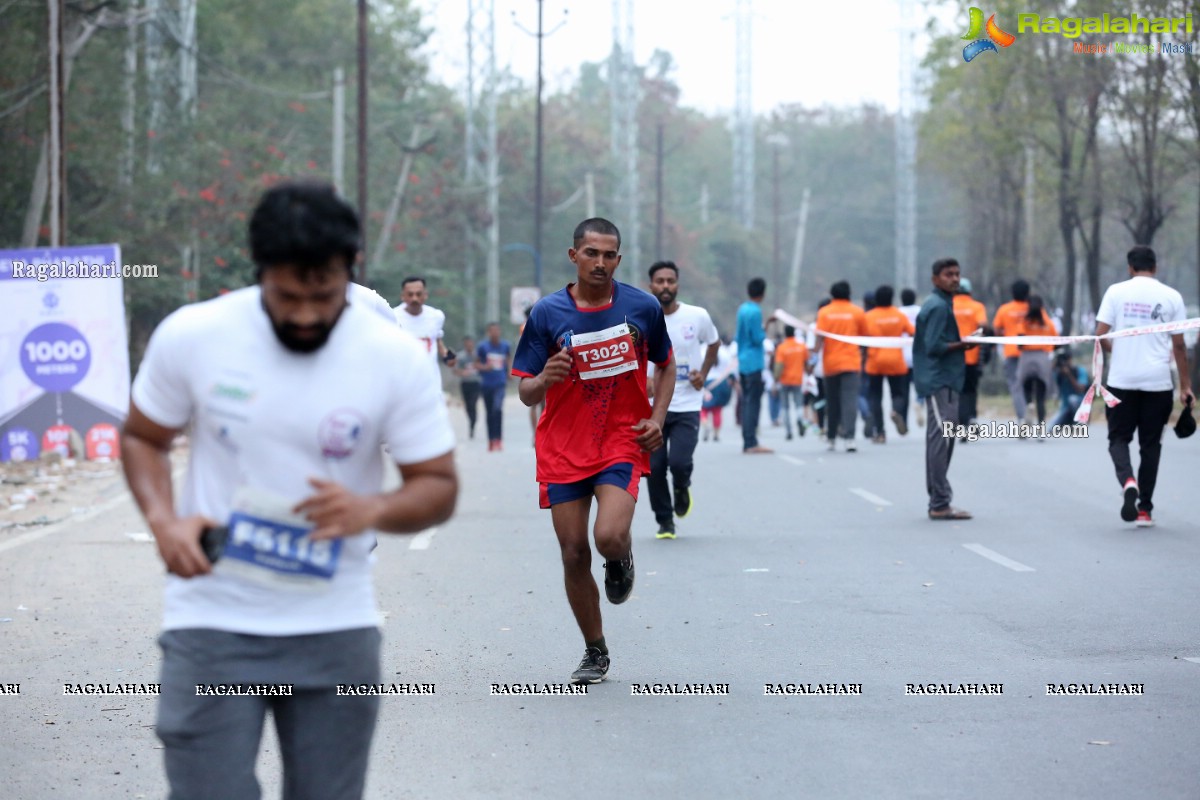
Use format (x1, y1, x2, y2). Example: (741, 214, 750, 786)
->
(414, 0, 959, 114)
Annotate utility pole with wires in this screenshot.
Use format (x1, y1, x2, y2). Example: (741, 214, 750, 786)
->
(894, 0, 918, 292)
(610, 0, 639, 268)
(733, 0, 754, 230)
(514, 2, 567, 291)
(357, 0, 369, 282)
(465, 0, 500, 332)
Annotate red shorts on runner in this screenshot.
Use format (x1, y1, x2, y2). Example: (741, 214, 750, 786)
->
(539, 462, 640, 509)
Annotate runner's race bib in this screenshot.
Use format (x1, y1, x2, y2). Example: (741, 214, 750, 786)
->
(570, 323, 638, 380)
(215, 486, 341, 591)
(675, 358, 691, 382)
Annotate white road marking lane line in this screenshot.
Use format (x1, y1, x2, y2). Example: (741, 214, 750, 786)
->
(409, 527, 439, 550)
(849, 488, 892, 506)
(0, 466, 186, 557)
(778, 454, 806, 466)
(962, 543, 1036, 572)
(1183, 657, 1200, 665)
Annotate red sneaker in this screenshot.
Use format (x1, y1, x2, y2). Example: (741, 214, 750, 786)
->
(1135, 510, 1154, 528)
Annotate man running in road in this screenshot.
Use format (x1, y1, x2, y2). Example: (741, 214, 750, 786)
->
(394, 276, 456, 379)
(121, 180, 458, 799)
(512, 218, 674, 685)
(646, 260, 719, 539)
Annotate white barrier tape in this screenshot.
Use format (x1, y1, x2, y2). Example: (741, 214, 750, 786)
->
(773, 308, 1200, 348)
(1074, 340, 1120, 424)
(773, 308, 1200, 423)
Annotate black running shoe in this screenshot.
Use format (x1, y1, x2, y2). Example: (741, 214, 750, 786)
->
(673, 485, 693, 518)
(570, 647, 610, 684)
(603, 550, 635, 604)
(1121, 479, 1139, 522)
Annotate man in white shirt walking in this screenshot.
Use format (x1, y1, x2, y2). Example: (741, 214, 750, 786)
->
(647, 260, 719, 539)
(1095, 245, 1194, 528)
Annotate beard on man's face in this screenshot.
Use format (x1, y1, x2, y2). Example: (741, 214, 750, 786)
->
(657, 289, 676, 306)
(270, 319, 334, 353)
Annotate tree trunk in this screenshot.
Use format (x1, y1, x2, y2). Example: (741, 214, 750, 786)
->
(19, 13, 104, 247)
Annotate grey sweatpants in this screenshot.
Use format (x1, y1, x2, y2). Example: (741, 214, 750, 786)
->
(925, 387, 959, 511)
(157, 627, 382, 800)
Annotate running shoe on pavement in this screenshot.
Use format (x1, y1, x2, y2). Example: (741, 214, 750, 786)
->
(673, 485, 693, 518)
(655, 522, 676, 540)
(1121, 479, 1139, 522)
(603, 550, 635, 604)
(570, 647, 610, 684)
(1135, 510, 1154, 528)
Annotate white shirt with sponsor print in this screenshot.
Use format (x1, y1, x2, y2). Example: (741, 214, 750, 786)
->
(1096, 275, 1186, 391)
(392, 303, 446, 362)
(651, 303, 719, 413)
(132, 286, 455, 636)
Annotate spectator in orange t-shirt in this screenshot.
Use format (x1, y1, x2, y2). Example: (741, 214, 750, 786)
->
(953, 278, 989, 426)
(814, 281, 869, 451)
(1016, 295, 1058, 433)
(773, 325, 809, 440)
(993, 279, 1031, 423)
(863, 285, 914, 443)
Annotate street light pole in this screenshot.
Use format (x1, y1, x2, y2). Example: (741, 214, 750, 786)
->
(534, 0, 544, 291)
(515, 2, 566, 293)
(772, 144, 780, 288)
(765, 132, 789, 293)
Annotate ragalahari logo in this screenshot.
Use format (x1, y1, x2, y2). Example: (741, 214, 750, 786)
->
(961, 7, 1016, 62)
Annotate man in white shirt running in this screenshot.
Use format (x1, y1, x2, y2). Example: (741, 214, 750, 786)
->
(121, 180, 458, 799)
(1095, 245, 1194, 528)
(393, 276, 456, 375)
(647, 260, 719, 539)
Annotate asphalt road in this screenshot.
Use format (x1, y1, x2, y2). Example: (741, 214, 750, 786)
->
(1, 396, 1198, 799)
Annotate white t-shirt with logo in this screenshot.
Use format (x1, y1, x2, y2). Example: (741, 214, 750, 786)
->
(656, 303, 719, 413)
(1096, 275, 1186, 391)
(393, 303, 446, 362)
(132, 286, 455, 635)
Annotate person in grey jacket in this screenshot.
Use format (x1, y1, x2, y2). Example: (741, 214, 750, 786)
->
(913, 258, 978, 520)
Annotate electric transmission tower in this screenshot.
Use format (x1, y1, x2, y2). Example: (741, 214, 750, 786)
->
(610, 0, 639, 267)
(733, 0, 754, 230)
(465, 0, 500, 332)
(895, 0, 918, 291)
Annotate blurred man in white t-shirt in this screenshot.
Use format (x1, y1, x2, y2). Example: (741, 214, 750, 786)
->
(121, 180, 458, 798)
(1095, 245, 1194, 528)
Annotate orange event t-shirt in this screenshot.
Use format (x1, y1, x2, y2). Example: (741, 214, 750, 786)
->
(992, 300, 1028, 358)
(953, 295, 988, 366)
(774, 338, 809, 385)
(817, 299, 868, 375)
(1018, 312, 1057, 352)
(863, 306, 913, 376)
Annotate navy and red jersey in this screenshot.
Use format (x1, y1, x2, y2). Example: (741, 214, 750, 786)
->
(512, 280, 672, 483)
